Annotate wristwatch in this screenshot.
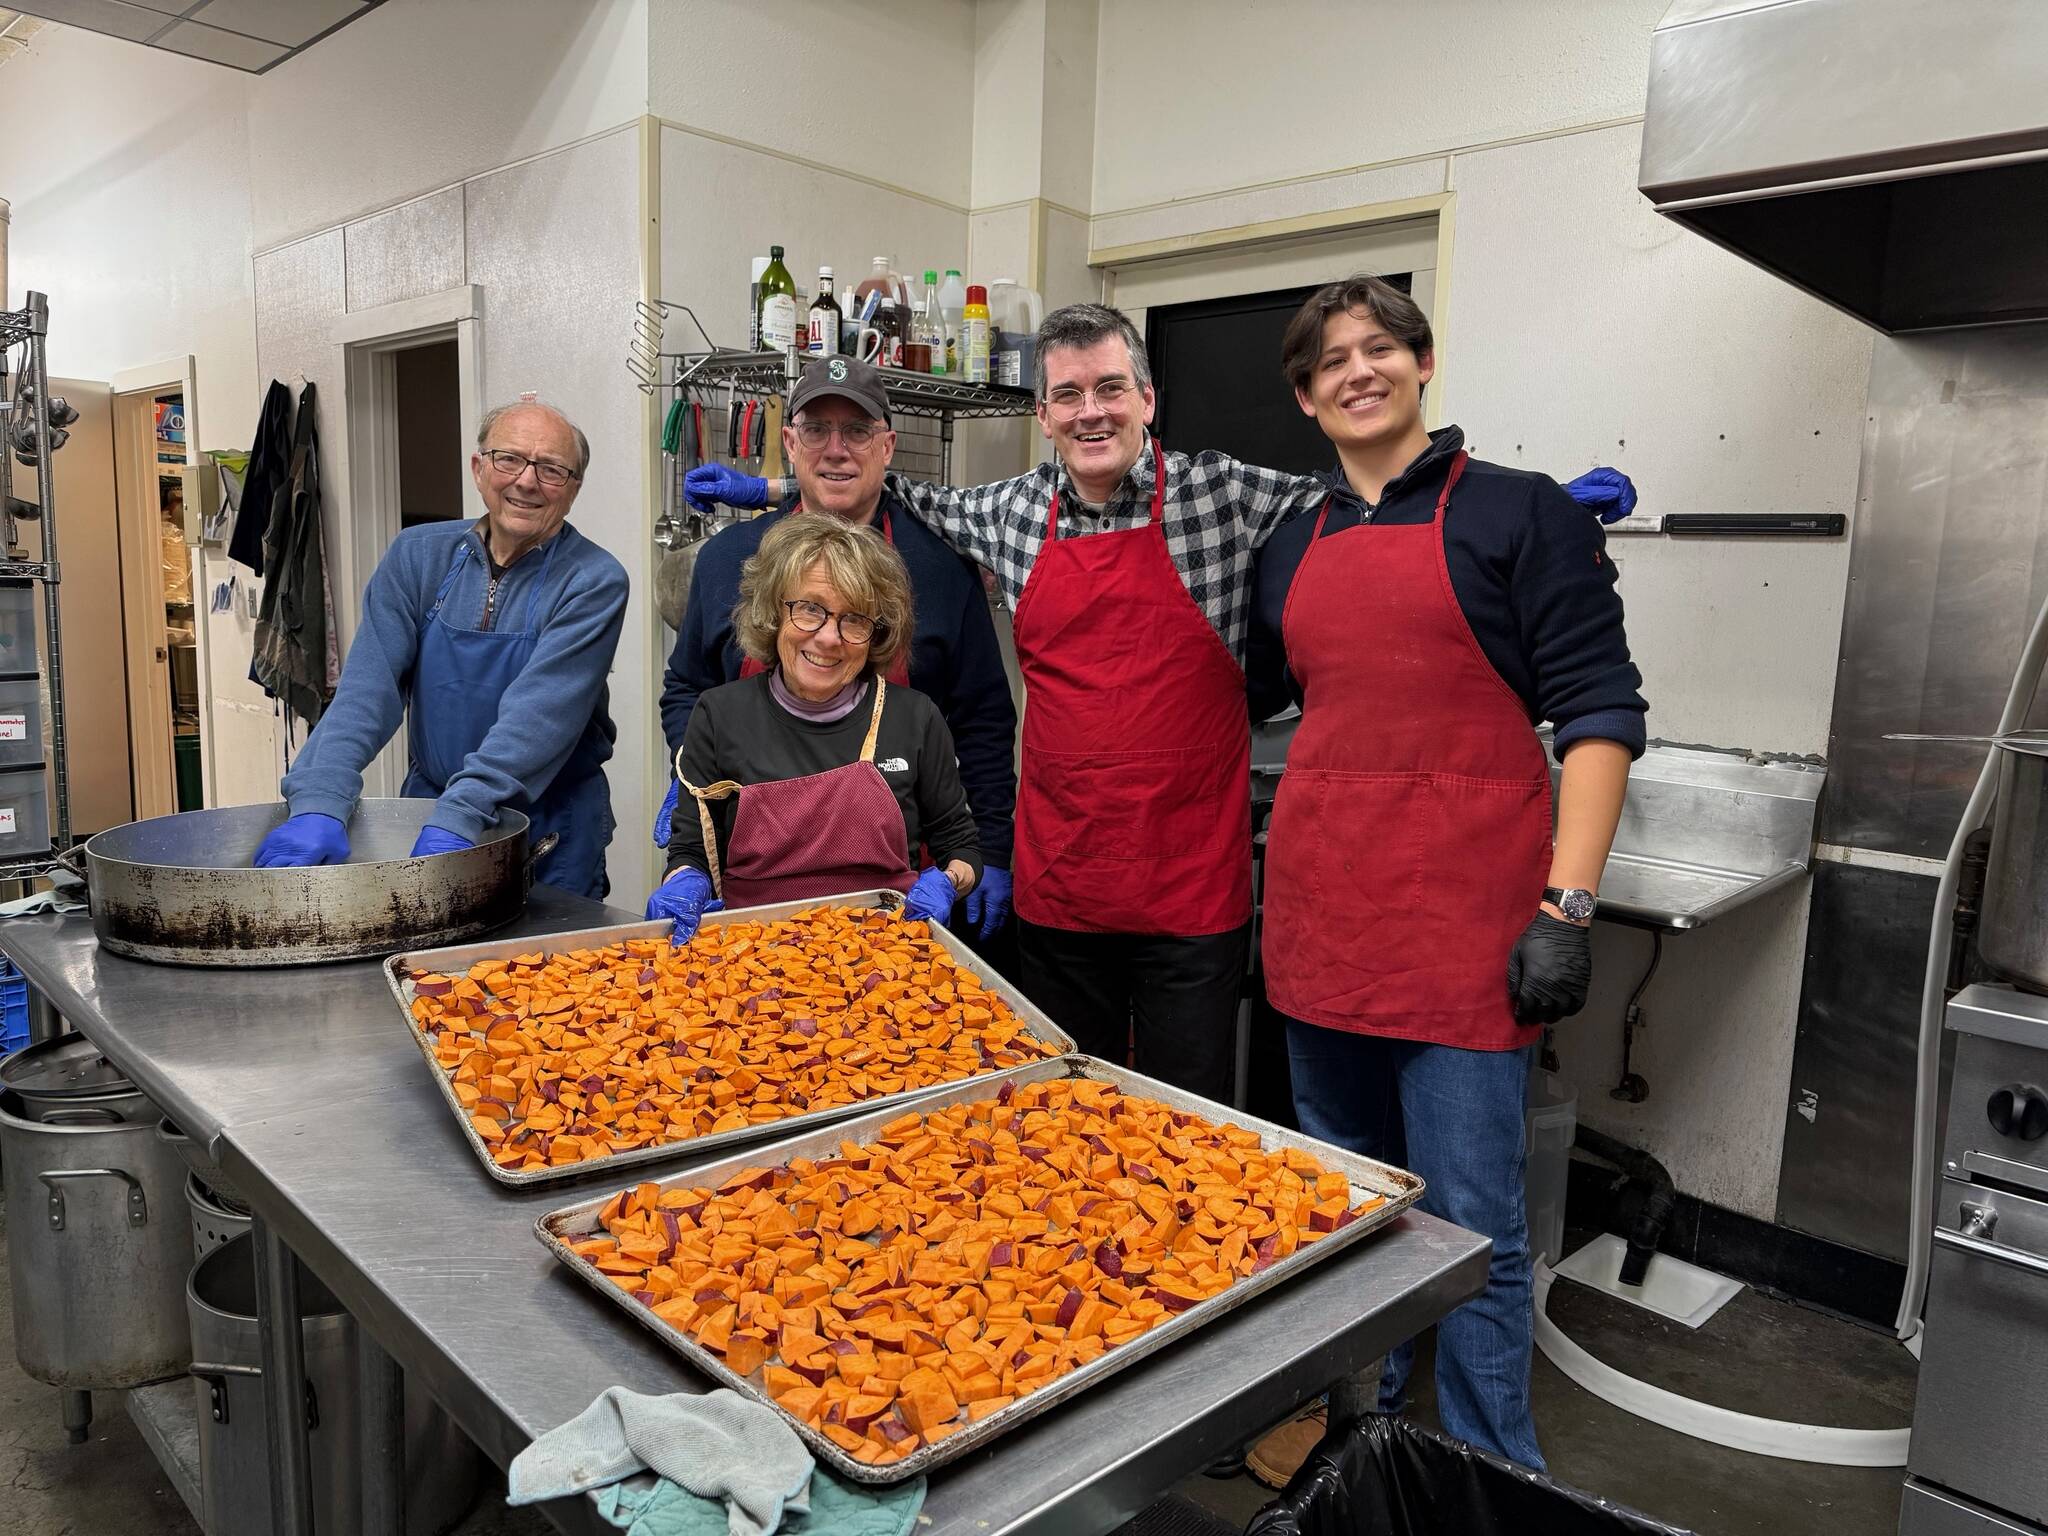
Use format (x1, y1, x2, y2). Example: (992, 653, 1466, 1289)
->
(1542, 886, 1598, 923)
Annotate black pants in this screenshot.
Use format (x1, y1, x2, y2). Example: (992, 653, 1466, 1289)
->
(1016, 919, 1250, 1104)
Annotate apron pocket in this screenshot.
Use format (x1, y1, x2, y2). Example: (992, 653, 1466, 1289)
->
(1022, 739, 1242, 860)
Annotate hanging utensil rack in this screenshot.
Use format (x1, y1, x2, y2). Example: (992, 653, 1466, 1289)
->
(630, 302, 1038, 553)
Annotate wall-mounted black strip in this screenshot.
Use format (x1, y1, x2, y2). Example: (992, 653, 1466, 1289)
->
(1663, 513, 1847, 536)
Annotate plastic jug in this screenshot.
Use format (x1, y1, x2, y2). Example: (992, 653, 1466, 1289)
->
(988, 278, 1044, 390)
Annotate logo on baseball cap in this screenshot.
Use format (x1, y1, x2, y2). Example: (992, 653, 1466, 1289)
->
(788, 355, 890, 423)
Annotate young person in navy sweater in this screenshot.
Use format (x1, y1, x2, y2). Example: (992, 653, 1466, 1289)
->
(1246, 274, 1645, 1480)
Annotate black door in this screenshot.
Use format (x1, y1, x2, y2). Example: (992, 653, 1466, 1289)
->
(1144, 273, 1412, 473)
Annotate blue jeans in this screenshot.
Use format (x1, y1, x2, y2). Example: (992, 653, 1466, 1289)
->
(1285, 1019, 1543, 1471)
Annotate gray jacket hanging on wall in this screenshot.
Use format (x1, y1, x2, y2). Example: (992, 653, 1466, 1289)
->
(251, 380, 332, 728)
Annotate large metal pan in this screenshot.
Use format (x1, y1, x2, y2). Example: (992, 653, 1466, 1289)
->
(57, 799, 557, 967)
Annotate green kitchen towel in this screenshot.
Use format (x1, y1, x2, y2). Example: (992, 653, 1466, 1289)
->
(596, 1467, 927, 1536)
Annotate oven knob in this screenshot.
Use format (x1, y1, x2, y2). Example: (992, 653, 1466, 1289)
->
(1987, 1085, 2048, 1141)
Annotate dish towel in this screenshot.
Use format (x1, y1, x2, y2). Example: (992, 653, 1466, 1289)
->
(596, 1468, 927, 1536)
(507, 1388, 813, 1536)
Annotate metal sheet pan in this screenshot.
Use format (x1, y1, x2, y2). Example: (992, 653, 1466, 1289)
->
(535, 1055, 1426, 1483)
(384, 889, 1077, 1188)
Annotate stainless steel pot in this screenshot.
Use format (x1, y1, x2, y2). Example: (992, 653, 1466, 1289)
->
(0, 1036, 152, 1123)
(0, 1086, 192, 1390)
(188, 1234, 481, 1535)
(56, 798, 556, 967)
(1984, 735, 2048, 993)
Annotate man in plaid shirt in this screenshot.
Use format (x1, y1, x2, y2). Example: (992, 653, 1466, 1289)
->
(684, 303, 1627, 1104)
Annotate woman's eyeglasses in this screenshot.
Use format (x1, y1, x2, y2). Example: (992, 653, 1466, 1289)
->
(784, 599, 881, 645)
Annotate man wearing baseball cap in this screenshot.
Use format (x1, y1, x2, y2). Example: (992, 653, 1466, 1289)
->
(656, 356, 1019, 938)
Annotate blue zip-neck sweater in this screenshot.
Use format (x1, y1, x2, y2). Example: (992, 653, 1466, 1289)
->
(282, 518, 629, 842)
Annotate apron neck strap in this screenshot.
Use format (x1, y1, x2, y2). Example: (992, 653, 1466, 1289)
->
(1047, 437, 1164, 541)
(1433, 451, 1469, 526)
(859, 679, 887, 761)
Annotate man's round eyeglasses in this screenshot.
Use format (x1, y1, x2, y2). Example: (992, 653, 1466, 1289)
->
(480, 449, 579, 487)
(1043, 379, 1137, 420)
(784, 599, 881, 645)
(792, 420, 884, 451)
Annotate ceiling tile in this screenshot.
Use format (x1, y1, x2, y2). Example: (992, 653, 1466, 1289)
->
(11, 0, 174, 42)
(187, 0, 362, 46)
(151, 14, 285, 68)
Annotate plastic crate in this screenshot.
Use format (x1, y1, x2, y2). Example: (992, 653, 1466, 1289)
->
(0, 958, 27, 1058)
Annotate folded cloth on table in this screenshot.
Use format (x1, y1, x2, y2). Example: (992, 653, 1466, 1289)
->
(596, 1467, 927, 1536)
(507, 1388, 812, 1536)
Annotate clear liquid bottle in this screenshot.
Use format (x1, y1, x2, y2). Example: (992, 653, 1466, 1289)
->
(920, 270, 946, 374)
(758, 245, 799, 355)
(938, 269, 967, 375)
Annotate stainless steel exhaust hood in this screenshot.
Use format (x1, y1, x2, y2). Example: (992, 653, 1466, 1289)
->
(1639, 0, 2048, 333)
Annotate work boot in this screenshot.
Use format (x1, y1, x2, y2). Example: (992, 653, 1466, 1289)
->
(1245, 1402, 1327, 1489)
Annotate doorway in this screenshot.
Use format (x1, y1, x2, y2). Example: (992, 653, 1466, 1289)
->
(340, 304, 479, 797)
(110, 373, 197, 820)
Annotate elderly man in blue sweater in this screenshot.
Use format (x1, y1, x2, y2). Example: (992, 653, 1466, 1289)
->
(253, 400, 629, 899)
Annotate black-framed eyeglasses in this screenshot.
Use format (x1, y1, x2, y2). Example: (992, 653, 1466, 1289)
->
(1042, 379, 1137, 420)
(791, 419, 884, 451)
(480, 448, 580, 487)
(783, 599, 882, 645)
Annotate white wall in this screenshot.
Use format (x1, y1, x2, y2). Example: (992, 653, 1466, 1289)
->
(0, 24, 262, 448)
(650, 0, 974, 210)
(242, 0, 647, 251)
(1090, 0, 1667, 215)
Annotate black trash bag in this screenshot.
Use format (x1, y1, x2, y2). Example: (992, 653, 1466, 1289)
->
(1247, 1416, 1696, 1536)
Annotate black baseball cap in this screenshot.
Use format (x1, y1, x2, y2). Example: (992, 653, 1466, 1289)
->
(787, 355, 891, 423)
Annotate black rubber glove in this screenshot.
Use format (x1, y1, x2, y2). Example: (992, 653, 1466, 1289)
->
(1506, 912, 1593, 1024)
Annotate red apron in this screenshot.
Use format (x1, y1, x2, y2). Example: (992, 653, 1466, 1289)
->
(738, 505, 912, 688)
(1262, 452, 1550, 1050)
(680, 679, 917, 909)
(1010, 439, 1251, 936)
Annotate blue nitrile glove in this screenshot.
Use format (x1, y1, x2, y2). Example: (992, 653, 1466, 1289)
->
(653, 778, 680, 848)
(647, 866, 722, 944)
(960, 865, 1012, 941)
(683, 464, 770, 514)
(409, 827, 474, 859)
(1564, 467, 1638, 524)
(903, 867, 957, 928)
(253, 812, 349, 868)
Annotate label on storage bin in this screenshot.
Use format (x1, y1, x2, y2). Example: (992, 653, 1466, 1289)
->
(0, 715, 24, 742)
(0, 809, 17, 834)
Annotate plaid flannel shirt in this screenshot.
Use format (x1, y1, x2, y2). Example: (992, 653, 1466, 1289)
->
(886, 446, 1329, 661)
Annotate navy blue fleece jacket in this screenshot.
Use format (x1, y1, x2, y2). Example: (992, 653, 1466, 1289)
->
(281, 519, 628, 841)
(659, 491, 1018, 863)
(1249, 427, 1646, 756)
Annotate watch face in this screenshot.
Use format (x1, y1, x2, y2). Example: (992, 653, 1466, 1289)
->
(1558, 889, 1597, 921)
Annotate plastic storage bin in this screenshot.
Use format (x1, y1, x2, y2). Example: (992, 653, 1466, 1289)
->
(1248, 1415, 1694, 1535)
(0, 765, 51, 860)
(1525, 1066, 1577, 1269)
(0, 958, 29, 1058)
(0, 676, 44, 770)
(0, 580, 34, 679)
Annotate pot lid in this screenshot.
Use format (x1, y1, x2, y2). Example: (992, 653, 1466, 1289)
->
(0, 1035, 135, 1098)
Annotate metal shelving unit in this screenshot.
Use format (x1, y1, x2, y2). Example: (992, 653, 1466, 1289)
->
(0, 292, 72, 882)
(631, 300, 1039, 551)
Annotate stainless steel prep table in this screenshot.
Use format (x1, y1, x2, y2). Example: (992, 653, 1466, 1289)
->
(0, 895, 1491, 1536)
